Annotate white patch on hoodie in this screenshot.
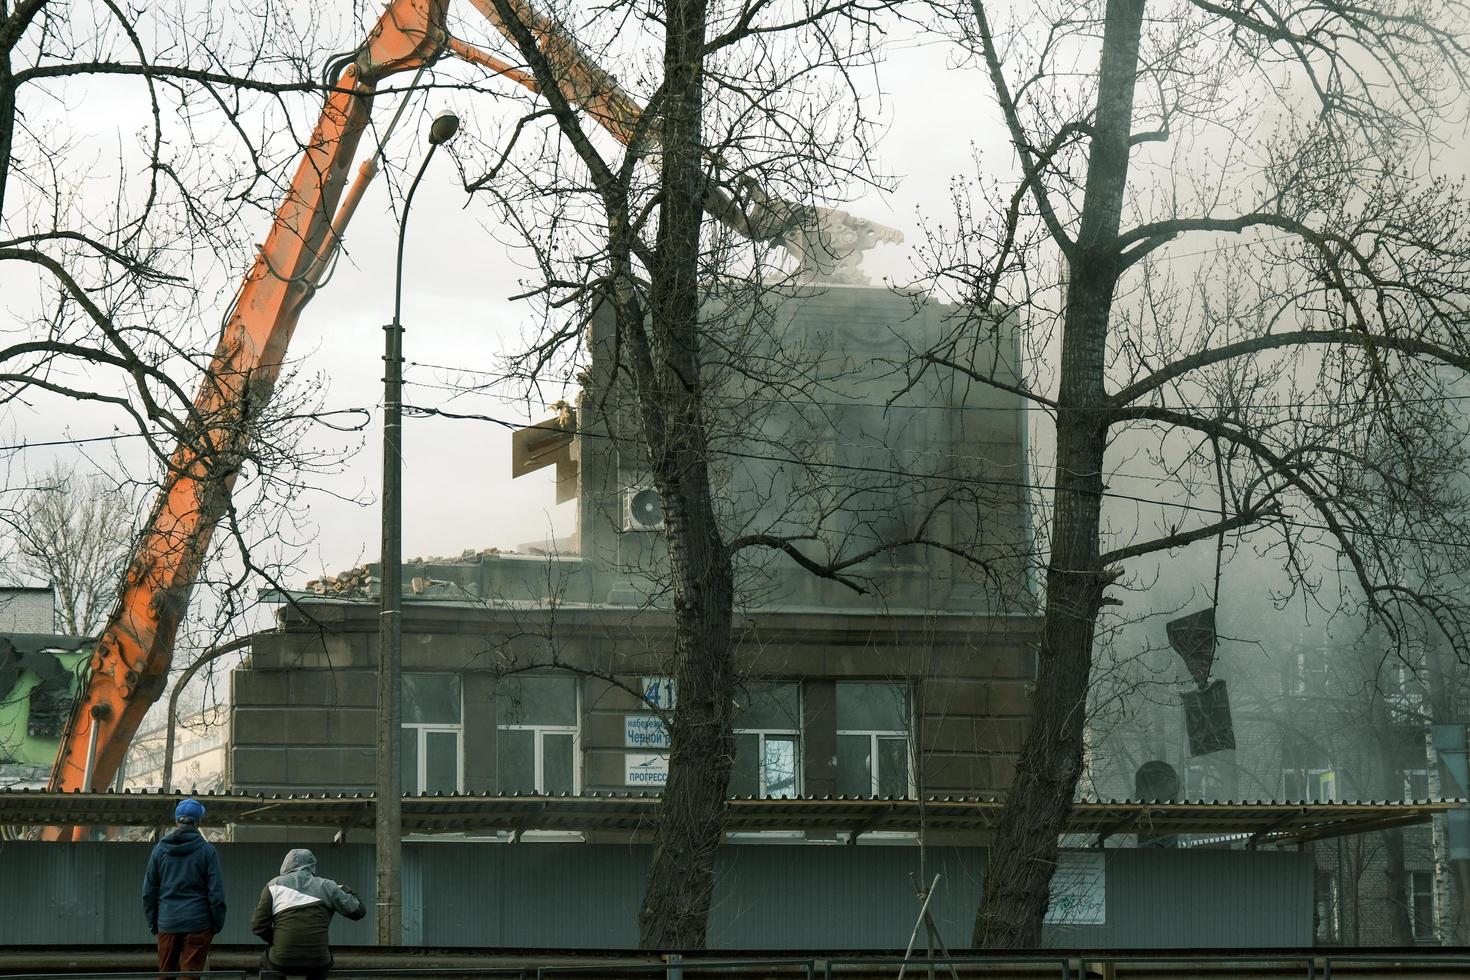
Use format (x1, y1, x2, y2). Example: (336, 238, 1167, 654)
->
(268, 883, 324, 913)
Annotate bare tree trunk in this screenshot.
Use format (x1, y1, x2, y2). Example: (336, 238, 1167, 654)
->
(635, 0, 738, 949)
(974, 0, 1146, 948)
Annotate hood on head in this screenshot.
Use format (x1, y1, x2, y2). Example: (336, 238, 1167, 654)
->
(161, 825, 204, 854)
(280, 848, 317, 875)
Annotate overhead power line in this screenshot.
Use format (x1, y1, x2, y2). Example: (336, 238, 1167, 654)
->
(402, 364, 1470, 415)
(404, 402, 1470, 553)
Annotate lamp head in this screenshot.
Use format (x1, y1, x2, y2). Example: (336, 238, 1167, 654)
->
(428, 110, 461, 146)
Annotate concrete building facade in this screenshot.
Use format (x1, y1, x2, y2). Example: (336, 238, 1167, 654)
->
(229, 285, 1042, 835)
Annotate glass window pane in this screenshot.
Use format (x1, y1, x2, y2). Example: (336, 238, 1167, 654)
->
(543, 733, 575, 795)
(836, 682, 908, 731)
(729, 733, 760, 797)
(425, 730, 459, 794)
(402, 673, 461, 724)
(837, 734, 872, 796)
(496, 675, 577, 726)
(877, 737, 910, 798)
(401, 730, 420, 795)
(497, 728, 536, 794)
(762, 737, 798, 798)
(735, 682, 800, 730)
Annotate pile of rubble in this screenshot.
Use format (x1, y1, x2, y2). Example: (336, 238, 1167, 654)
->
(303, 547, 518, 595)
(304, 564, 372, 596)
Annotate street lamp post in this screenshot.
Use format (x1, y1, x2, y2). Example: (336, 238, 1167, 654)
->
(376, 109, 460, 947)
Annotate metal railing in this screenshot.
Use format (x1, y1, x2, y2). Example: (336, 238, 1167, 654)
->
(537, 958, 817, 980)
(0, 973, 249, 980)
(825, 956, 1072, 980)
(1322, 953, 1470, 979)
(7, 953, 1470, 980)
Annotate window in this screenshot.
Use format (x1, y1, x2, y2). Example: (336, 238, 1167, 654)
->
(730, 682, 801, 798)
(496, 674, 579, 794)
(1283, 767, 1336, 802)
(1285, 644, 1331, 696)
(1403, 769, 1431, 801)
(1387, 655, 1422, 717)
(1315, 869, 1341, 944)
(836, 682, 913, 798)
(1282, 743, 1334, 801)
(1411, 871, 1437, 941)
(402, 673, 462, 795)
(1183, 760, 1225, 801)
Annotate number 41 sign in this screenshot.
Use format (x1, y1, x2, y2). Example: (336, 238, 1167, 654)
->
(642, 676, 676, 711)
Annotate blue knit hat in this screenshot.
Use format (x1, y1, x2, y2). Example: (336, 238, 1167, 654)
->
(175, 798, 206, 825)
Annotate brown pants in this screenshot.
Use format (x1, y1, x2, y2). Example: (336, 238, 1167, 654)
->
(156, 929, 213, 980)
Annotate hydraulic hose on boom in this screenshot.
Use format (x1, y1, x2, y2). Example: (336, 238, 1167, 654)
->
(46, 0, 809, 836)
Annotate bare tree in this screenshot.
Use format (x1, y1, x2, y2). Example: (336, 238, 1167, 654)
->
(910, 0, 1470, 946)
(13, 463, 133, 635)
(449, 0, 1007, 947)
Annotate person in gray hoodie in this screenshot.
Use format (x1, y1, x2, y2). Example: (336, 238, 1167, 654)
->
(250, 849, 366, 979)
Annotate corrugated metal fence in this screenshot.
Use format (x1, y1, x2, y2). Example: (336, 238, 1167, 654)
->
(0, 842, 1310, 949)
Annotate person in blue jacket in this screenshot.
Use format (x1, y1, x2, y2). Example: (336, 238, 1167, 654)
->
(142, 798, 226, 980)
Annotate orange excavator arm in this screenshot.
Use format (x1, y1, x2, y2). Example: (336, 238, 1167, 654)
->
(43, 0, 452, 825)
(46, 0, 795, 832)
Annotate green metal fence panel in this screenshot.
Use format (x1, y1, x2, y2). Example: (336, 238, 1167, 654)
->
(0, 841, 1311, 949)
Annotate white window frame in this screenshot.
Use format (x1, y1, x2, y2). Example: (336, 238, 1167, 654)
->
(836, 682, 915, 799)
(402, 723, 464, 795)
(496, 678, 582, 795)
(497, 724, 581, 794)
(401, 672, 464, 796)
(733, 727, 802, 799)
(837, 730, 915, 798)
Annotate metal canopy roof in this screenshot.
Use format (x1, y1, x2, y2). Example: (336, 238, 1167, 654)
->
(0, 791, 1457, 844)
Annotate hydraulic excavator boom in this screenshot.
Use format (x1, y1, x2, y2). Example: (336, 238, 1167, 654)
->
(45, 0, 802, 835)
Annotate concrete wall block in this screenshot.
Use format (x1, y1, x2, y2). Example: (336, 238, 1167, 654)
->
(463, 671, 495, 705)
(290, 671, 332, 706)
(584, 748, 630, 791)
(923, 679, 990, 718)
(924, 717, 978, 754)
(463, 712, 496, 793)
(246, 636, 284, 669)
(744, 643, 826, 676)
(921, 752, 991, 794)
(584, 677, 643, 712)
(973, 719, 1028, 755)
(327, 708, 376, 745)
(232, 708, 291, 745)
(233, 747, 288, 784)
(283, 711, 333, 746)
(972, 645, 1036, 680)
(274, 635, 359, 670)
(287, 746, 375, 785)
(232, 670, 291, 707)
(402, 634, 485, 671)
(985, 753, 1018, 791)
(329, 670, 378, 707)
(987, 681, 1033, 718)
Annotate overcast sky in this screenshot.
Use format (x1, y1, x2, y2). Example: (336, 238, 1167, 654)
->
(5, 1, 1468, 667)
(0, 12, 1010, 597)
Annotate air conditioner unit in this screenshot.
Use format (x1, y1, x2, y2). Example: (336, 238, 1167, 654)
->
(624, 485, 666, 531)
